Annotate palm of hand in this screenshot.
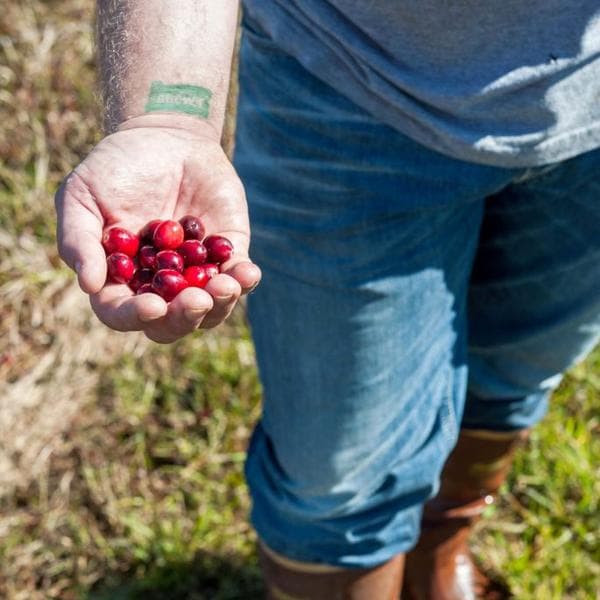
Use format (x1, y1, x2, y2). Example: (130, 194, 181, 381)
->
(76, 127, 249, 246)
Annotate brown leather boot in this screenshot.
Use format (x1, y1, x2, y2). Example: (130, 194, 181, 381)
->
(258, 540, 405, 600)
(403, 428, 529, 600)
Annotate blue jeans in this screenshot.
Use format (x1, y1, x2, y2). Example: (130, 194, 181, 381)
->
(233, 18, 600, 568)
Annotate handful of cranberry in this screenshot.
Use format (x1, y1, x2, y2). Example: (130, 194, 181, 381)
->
(102, 215, 233, 302)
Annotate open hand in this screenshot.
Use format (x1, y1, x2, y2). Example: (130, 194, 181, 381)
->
(55, 115, 260, 343)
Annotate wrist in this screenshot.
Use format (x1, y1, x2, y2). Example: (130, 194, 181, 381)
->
(117, 112, 222, 144)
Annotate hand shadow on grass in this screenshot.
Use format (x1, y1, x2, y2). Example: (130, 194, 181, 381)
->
(86, 549, 264, 600)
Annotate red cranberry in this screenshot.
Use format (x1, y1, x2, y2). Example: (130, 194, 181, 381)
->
(178, 239, 207, 266)
(152, 269, 188, 301)
(102, 227, 140, 257)
(153, 220, 184, 250)
(139, 245, 158, 269)
(183, 264, 219, 288)
(204, 235, 233, 264)
(136, 283, 156, 295)
(179, 215, 205, 240)
(156, 250, 184, 272)
(140, 219, 162, 244)
(129, 268, 154, 293)
(106, 252, 135, 284)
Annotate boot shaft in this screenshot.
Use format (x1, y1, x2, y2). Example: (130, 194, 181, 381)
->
(259, 541, 405, 600)
(404, 428, 529, 600)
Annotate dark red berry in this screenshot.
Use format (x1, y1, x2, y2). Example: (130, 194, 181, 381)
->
(153, 220, 184, 250)
(179, 215, 205, 240)
(102, 227, 140, 257)
(140, 219, 162, 244)
(178, 239, 207, 266)
(204, 235, 233, 264)
(138, 245, 158, 270)
(107, 252, 135, 283)
(129, 268, 154, 293)
(136, 283, 156, 295)
(183, 264, 219, 288)
(156, 250, 184, 272)
(152, 269, 188, 301)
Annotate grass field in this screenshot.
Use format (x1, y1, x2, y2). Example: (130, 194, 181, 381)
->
(0, 2, 599, 599)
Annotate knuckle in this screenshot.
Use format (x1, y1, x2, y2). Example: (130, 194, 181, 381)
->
(100, 314, 130, 333)
(144, 330, 175, 344)
(90, 299, 128, 332)
(144, 320, 191, 343)
(199, 310, 229, 329)
(94, 312, 123, 332)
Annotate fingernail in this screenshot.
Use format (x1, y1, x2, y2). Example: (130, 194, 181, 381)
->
(214, 293, 233, 302)
(247, 282, 259, 294)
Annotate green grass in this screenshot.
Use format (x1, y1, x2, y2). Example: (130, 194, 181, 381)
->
(474, 350, 600, 599)
(1, 322, 598, 599)
(0, 320, 265, 599)
(0, 1, 598, 599)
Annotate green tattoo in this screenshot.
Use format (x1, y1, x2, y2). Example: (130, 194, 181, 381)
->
(145, 81, 212, 118)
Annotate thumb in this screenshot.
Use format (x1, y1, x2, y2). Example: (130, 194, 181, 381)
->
(55, 173, 106, 294)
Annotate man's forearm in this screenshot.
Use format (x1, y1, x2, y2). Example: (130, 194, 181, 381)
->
(96, 0, 239, 135)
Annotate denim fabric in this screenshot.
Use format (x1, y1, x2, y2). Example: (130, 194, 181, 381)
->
(234, 22, 600, 567)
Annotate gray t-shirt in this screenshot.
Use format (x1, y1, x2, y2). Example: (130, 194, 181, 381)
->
(242, 0, 600, 168)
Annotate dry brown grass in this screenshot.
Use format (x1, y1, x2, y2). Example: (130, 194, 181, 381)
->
(0, 0, 149, 499)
